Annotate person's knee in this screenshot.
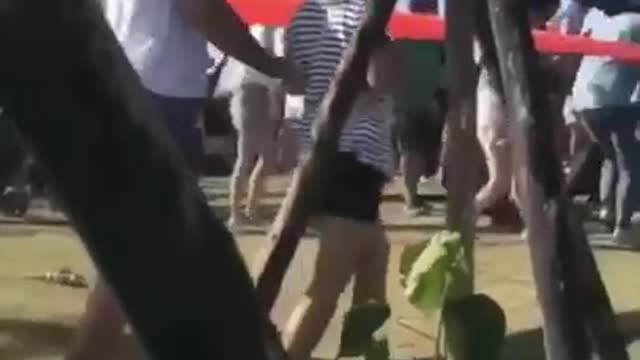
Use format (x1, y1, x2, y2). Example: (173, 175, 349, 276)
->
(617, 164, 636, 182)
(479, 171, 511, 201)
(301, 292, 340, 315)
(232, 158, 253, 180)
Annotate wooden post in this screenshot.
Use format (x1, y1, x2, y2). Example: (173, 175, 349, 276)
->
(255, 0, 398, 313)
(486, 0, 629, 359)
(0, 1, 275, 359)
(443, 0, 478, 293)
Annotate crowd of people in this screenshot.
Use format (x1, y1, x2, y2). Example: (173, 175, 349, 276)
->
(0, 0, 635, 359)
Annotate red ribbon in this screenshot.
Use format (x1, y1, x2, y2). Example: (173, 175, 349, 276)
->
(228, 0, 640, 63)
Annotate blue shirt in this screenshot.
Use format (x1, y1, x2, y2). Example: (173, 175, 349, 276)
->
(572, 9, 640, 110)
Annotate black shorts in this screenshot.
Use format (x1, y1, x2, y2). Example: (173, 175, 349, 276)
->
(394, 107, 445, 176)
(396, 107, 444, 150)
(317, 152, 386, 222)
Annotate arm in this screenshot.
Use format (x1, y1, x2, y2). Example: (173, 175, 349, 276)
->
(177, 0, 283, 79)
(282, 22, 306, 95)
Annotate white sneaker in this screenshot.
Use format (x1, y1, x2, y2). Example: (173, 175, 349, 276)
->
(226, 214, 247, 232)
(598, 208, 613, 223)
(244, 207, 260, 222)
(405, 202, 432, 217)
(612, 228, 640, 248)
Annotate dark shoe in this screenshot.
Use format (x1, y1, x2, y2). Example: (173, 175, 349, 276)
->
(0, 186, 30, 217)
(483, 200, 523, 232)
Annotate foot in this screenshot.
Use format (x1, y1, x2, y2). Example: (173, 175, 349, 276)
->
(226, 213, 248, 231)
(405, 202, 432, 217)
(244, 207, 260, 222)
(0, 186, 31, 217)
(598, 207, 611, 221)
(597, 207, 615, 231)
(612, 227, 640, 249)
(485, 201, 523, 233)
(520, 229, 528, 241)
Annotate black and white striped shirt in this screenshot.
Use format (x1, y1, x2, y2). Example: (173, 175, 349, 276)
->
(286, 0, 395, 178)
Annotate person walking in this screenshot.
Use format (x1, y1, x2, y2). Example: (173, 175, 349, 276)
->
(227, 25, 287, 229)
(473, 44, 523, 230)
(66, 1, 294, 359)
(572, 4, 640, 246)
(279, 0, 400, 358)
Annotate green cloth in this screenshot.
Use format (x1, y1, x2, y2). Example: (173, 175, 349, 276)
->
(395, 39, 445, 111)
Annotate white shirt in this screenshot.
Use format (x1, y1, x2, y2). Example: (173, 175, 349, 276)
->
(102, 0, 210, 98)
(572, 9, 640, 110)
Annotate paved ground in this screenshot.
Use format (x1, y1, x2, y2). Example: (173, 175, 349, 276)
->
(1, 176, 640, 359)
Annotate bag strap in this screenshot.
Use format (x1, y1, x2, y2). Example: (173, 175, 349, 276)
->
(207, 54, 230, 96)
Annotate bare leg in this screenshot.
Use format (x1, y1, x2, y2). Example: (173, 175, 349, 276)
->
(246, 156, 271, 219)
(474, 125, 512, 211)
(247, 85, 282, 219)
(66, 278, 127, 360)
(401, 150, 425, 210)
(352, 221, 389, 306)
(283, 217, 369, 360)
(228, 132, 255, 227)
(474, 77, 512, 213)
(229, 85, 266, 227)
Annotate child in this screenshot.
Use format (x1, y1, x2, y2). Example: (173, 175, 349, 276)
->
(280, 1, 400, 358)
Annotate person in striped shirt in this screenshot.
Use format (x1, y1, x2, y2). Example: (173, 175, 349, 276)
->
(279, 0, 399, 358)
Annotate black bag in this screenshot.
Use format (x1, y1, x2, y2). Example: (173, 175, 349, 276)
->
(202, 55, 235, 137)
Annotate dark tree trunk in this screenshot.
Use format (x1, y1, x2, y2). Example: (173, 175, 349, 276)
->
(444, 0, 478, 292)
(486, 0, 629, 359)
(0, 1, 273, 359)
(256, 0, 398, 313)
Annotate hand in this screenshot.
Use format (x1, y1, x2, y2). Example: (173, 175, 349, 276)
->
(275, 57, 305, 95)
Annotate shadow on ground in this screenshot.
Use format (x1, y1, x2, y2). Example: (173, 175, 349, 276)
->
(0, 311, 638, 360)
(502, 309, 640, 360)
(0, 318, 73, 360)
(0, 319, 146, 360)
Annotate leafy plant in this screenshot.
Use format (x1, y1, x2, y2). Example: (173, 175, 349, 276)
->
(402, 231, 470, 313)
(400, 231, 506, 360)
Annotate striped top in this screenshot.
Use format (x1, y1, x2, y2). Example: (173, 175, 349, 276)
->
(286, 0, 395, 178)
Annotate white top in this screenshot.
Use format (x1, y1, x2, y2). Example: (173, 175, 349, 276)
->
(572, 9, 640, 110)
(102, 0, 210, 98)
